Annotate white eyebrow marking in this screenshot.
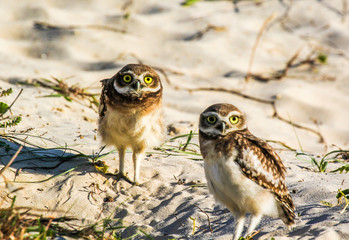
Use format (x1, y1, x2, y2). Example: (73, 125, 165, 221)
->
(113, 71, 161, 94)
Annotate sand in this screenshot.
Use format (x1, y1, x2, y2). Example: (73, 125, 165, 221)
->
(0, 0, 349, 239)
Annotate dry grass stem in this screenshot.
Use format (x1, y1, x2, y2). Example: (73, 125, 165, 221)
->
(194, 204, 213, 233)
(245, 13, 277, 82)
(26, 77, 99, 111)
(184, 25, 226, 41)
(271, 104, 325, 143)
(34, 21, 127, 34)
(186, 87, 273, 104)
(0, 145, 23, 177)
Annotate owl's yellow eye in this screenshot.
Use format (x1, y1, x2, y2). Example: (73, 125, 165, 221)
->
(123, 74, 132, 83)
(230, 116, 239, 124)
(206, 116, 216, 124)
(144, 76, 153, 84)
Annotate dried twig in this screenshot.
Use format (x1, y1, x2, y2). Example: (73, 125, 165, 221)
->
(271, 104, 324, 143)
(0, 146, 23, 177)
(121, 0, 133, 11)
(251, 47, 302, 82)
(194, 204, 213, 233)
(266, 139, 296, 151)
(267, 0, 294, 31)
(184, 25, 226, 41)
(248, 47, 326, 82)
(27, 77, 99, 111)
(34, 21, 127, 34)
(247, 229, 261, 239)
(245, 13, 277, 82)
(185, 87, 273, 104)
(152, 67, 172, 86)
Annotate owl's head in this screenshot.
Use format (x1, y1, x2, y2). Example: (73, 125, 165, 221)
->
(199, 103, 247, 138)
(112, 64, 162, 99)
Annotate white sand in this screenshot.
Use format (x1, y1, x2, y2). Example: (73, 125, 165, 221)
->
(1, 0, 349, 239)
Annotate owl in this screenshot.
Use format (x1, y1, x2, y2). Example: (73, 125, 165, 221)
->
(98, 64, 163, 185)
(199, 103, 295, 240)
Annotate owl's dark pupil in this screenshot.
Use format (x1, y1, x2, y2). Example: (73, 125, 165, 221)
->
(207, 116, 216, 123)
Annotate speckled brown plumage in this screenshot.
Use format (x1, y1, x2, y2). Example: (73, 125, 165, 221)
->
(99, 64, 162, 117)
(199, 103, 295, 240)
(98, 64, 163, 185)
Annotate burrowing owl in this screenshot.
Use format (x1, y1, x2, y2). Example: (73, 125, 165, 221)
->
(199, 103, 295, 240)
(98, 64, 163, 185)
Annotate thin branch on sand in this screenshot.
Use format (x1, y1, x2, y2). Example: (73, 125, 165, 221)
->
(271, 103, 325, 143)
(184, 25, 226, 41)
(185, 87, 273, 104)
(34, 21, 127, 34)
(194, 204, 213, 233)
(0, 145, 23, 177)
(250, 47, 327, 82)
(245, 13, 277, 82)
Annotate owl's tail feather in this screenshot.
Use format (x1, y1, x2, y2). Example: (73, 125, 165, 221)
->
(278, 194, 295, 226)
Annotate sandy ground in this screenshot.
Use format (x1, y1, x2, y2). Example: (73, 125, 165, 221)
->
(1, 0, 349, 239)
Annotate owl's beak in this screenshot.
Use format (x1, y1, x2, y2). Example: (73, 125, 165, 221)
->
(217, 122, 226, 134)
(132, 80, 141, 91)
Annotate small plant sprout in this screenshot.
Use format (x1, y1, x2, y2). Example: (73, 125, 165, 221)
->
(321, 189, 349, 214)
(237, 229, 261, 240)
(337, 189, 349, 214)
(189, 217, 196, 235)
(0, 88, 22, 129)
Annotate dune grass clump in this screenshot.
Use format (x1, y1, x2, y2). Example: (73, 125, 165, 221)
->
(31, 76, 99, 111)
(0, 197, 154, 239)
(0, 196, 79, 239)
(296, 150, 349, 173)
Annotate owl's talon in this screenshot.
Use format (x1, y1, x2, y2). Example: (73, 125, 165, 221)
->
(115, 173, 133, 185)
(133, 181, 140, 186)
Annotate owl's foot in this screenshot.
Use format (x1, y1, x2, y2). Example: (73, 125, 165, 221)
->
(133, 181, 139, 186)
(115, 172, 133, 185)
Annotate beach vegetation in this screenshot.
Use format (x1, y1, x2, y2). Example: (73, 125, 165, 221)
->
(0, 88, 22, 129)
(296, 150, 349, 173)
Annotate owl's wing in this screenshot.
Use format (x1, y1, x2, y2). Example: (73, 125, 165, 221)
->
(236, 130, 295, 224)
(98, 79, 110, 118)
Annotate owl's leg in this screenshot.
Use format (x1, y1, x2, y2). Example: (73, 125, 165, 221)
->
(117, 146, 126, 176)
(233, 215, 245, 240)
(132, 150, 144, 185)
(114, 146, 133, 184)
(246, 214, 262, 237)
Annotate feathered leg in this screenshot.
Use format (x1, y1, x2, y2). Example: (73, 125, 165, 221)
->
(115, 146, 132, 184)
(246, 214, 262, 237)
(118, 146, 125, 176)
(132, 150, 144, 185)
(233, 215, 245, 240)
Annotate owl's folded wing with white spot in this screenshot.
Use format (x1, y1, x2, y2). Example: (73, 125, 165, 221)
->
(235, 130, 295, 224)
